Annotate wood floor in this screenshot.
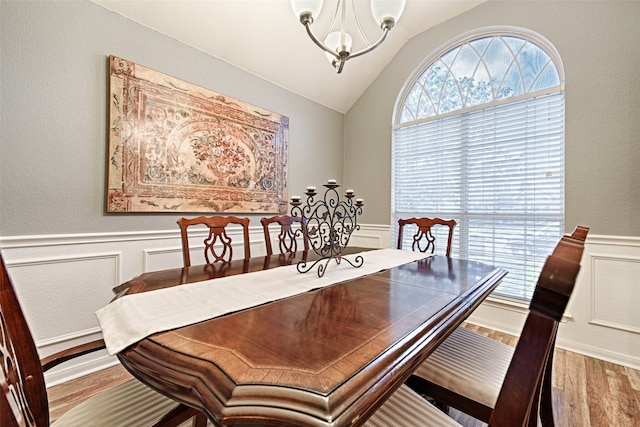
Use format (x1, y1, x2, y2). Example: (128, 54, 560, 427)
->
(47, 324, 640, 426)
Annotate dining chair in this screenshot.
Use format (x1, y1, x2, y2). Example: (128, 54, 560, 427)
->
(0, 252, 207, 427)
(397, 217, 457, 256)
(365, 232, 585, 426)
(404, 226, 589, 426)
(177, 215, 251, 267)
(260, 215, 308, 256)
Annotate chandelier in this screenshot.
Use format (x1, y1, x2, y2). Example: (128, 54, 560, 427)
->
(291, 0, 406, 73)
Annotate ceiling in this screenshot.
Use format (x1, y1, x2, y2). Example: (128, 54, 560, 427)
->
(92, 0, 485, 113)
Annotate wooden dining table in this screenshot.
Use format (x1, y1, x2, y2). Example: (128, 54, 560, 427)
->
(112, 248, 507, 426)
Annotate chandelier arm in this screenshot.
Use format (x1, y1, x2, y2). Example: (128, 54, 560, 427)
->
(303, 21, 341, 60)
(321, 0, 342, 42)
(347, 26, 391, 60)
(350, 0, 371, 46)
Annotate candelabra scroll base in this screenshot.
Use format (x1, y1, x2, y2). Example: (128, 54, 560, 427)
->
(296, 254, 364, 278)
(290, 180, 365, 278)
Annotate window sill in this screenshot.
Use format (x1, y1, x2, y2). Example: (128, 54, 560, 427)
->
(485, 295, 529, 312)
(484, 295, 574, 322)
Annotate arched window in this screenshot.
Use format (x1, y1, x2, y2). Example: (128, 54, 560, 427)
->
(392, 28, 564, 301)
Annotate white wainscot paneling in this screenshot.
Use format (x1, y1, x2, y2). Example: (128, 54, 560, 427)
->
(7, 253, 119, 341)
(3, 227, 637, 385)
(549, 235, 640, 370)
(1, 231, 186, 385)
(453, 234, 640, 370)
(350, 224, 391, 248)
(5, 252, 122, 385)
(144, 246, 184, 272)
(0, 227, 269, 385)
(591, 254, 640, 334)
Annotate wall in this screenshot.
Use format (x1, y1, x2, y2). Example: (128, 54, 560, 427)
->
(344, 1, 640, 370)
(344, 0, 640, 237)
(1, 0, 638, 385)
(0, 0, 344, 236)
(0, 0, 344, 384)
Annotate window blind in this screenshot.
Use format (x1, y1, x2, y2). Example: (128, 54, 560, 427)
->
(392, 92, 565, 300)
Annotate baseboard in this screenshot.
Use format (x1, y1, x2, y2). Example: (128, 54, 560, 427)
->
(555, 337, 640, 371)
(39, 327, 119, 387)
(45, 354, 120, 388)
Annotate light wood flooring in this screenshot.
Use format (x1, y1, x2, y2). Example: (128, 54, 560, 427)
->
(47, 325, 640, 426)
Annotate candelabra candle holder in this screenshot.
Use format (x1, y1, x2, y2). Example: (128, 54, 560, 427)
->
(290, 179, 364, 277)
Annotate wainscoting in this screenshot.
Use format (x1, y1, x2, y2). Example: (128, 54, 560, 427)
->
(467, 234, 640, 371)
(1, 226, 638, 388)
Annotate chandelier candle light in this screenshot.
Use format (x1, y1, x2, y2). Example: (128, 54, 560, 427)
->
(291, 0, 406, 73)
(290, 179, 364, 277)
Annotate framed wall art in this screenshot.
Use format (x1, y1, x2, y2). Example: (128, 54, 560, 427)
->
(107, 55, 288, 213)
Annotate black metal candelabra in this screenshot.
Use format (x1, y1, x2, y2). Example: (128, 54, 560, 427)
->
(290, 179, 364, 277)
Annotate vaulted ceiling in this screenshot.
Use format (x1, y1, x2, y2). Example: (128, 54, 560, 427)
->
(92, 0, 485, 113)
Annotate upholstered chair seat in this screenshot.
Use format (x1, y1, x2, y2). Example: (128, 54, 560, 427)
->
(51, 379, 203, 427)
(54, 376, 451, 427)
(412, 326, 514, 410)
(365, 384, 461, 427)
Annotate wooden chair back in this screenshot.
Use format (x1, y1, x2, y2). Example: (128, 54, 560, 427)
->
(489, 234, 585, 426)
(177, 216, 251, 267)
(537, 225, 588, 425)
(1, 253, 50, 427)
(397, 217, 457, 256)
(260, 215, 308, 256)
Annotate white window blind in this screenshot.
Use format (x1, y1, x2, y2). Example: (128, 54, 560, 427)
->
(392, 92, 565, 300)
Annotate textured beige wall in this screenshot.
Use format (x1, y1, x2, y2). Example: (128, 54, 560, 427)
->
(0, 0, 344, 236)
(345, 0, 640, 237)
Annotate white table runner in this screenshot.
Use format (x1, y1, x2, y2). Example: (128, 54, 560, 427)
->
(96, 249, 429, 354)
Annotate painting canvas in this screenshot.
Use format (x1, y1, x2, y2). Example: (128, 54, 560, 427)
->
(107, 55, 288, 213)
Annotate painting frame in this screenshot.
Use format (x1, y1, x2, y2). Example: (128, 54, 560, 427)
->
(107, 55, 288, 213)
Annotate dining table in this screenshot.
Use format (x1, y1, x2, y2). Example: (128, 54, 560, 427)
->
(97, 247, 507, 427)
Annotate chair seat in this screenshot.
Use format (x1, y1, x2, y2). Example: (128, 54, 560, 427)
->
(55, 380, 450, 427)
(413, 326, 514, 409)
(52, 378, 206, 427)
(365, 384, 461, 426)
